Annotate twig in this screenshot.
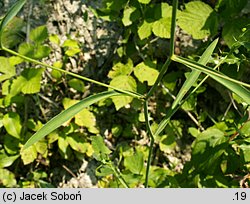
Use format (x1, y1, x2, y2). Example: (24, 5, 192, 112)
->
(221, 101, 232, 121)
(62, 165, 77, 178)
(228, 90, 243, 117)
(38, 93, 59, 108)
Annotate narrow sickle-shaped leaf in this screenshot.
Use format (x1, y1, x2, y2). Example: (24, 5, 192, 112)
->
(23, 91, 122, 150)
(155, 39, 218, 137)
(172, 38, 219, 109)
(0, 0, 26, 48)
(172, 55, 250, 104)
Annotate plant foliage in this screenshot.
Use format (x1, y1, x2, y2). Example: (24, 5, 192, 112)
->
(0, 0, 249, 188)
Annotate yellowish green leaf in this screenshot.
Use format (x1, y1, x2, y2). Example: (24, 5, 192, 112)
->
(110, 75, 137, 110)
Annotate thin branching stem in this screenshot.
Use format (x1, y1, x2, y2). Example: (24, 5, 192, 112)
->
(172, 55, 250, 89)
(144, 101, 154, 188)
(109, 162, 129, 188)
(2, 47, 144, 100)
(145, 0, 178, 100)
(143, 0, 178, 187)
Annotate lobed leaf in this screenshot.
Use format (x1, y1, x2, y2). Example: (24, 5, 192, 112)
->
(138, 0, 151, 4)
(152, 17, 171, 39)
(109, 75, 137, 110)
(124, 150, 144, 174)
(30, 25, 48, 44)
(134, 61, 159, 86)
(0, 169, 17, 187)
(138, 20, 153, 40)
(0, 57, 16, 82)
(0, 153, 19, 168)
(177, 1, 217, 39)
(2, 112, 22, 139)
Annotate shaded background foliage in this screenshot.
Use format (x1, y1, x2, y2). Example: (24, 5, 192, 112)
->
(0, 0, 250, 187)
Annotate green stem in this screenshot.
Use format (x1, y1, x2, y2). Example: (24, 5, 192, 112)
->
(109, 162, 129, 188)
(144, 0, 179, 187)
(154, 53, 239, 137)
(169, 0, 178, 57)
(146, 57, 171, 99)
(144, 101, 155, 188)
(145, 0, 178, 99)
(2, 46, 144, 100)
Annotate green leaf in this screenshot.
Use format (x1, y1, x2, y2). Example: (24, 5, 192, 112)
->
(3, 135, 19, 155)
(62, 39, 79, 48)
(172, 38, 218, 109)
(110, 75, 137, 110)
(62, 98, 98, 133)
(9, 56, 23, 66)
(62, 39, 80, 56)
(5, 77, 25, 100)
(134, 61, 159, 86)
(33, 45, 51, 59)
(0, 57, 16, 82)
(152, 17, 171, 38)
(91, 136, 111, 155)
(222, 17, 250, 48)
(2, 112, 22, 139)
(181, 94, 196, 111)
(18, 43, 50, 59)
(122, 7, 137, 26)
(172, 55, 250, 105)
(23, 91, 121, 149)
(65, 48, 81, 57)
(111, 124, 123, 137)
(58, 135, 70, 158)
(162, 71, 182, 92)
(0, 0, 26, 48)
(138, 20, 152, 40)
(190, 128, 228, 174)
(20, 68, 44, 94)
(0, 152, 19, 168)
(66, 133, 88, 153)
(6, 68, 44, 96)
(30, 25, 48, 44)
(18, 42, 35, 57)
(124, 150, 144, 174)
(177, 1, 216, 39)
(35, 140, 47, 156)
(47, 131, 59, 144)
(239, 144, 250, 162)
(152, 3, 172, 20)
(96, 165, 114, 177)
(108, 59, 133, 79)
(21, 145, 37, 165)
(241, 121, 250, 137)
(0, 169, 16, 187)
(188, 127, 200, 138)
(138, 0, 151, 4)
(75, 109, 99, 133)
(1, 17, 25, 48)
(217, 0, 248, 18)
(49, 34, 60, 45)
(68, 78, 85, 92)
(193, 128, 227, 155)
(159, 134, 176, 153)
